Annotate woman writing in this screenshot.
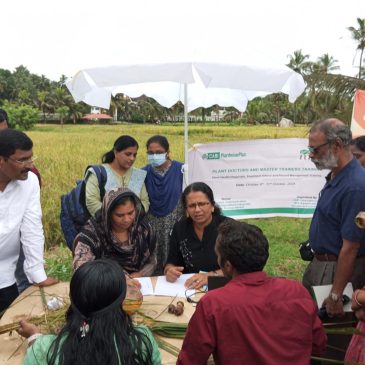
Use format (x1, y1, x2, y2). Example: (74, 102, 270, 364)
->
(73, 187, 156, 278)
(143, 135, 183, 275)
(18, 259, 161, 365)
(85, 135, 149, 216)
(164, 182, 230, 289)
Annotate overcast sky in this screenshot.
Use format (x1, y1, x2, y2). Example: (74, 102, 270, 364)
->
(2, 0, 365, 81)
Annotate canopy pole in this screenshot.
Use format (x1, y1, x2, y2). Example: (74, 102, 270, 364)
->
(184, 83, 188, 164)
(183, 83, 189, 185)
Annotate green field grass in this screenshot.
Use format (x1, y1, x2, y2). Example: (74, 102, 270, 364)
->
(28, 123, 312, 281)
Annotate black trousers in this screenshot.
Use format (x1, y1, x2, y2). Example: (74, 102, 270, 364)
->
(0, 283, 19, 317)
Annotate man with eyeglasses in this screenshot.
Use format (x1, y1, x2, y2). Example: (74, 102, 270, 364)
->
(0, 109, 43, 296)
(302, 118, 365, 360)
(303, 119, 365, 308)
(0, 129, 57, 315)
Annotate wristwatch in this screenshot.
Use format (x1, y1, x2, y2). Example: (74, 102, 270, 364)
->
(330, 292, 340, 303)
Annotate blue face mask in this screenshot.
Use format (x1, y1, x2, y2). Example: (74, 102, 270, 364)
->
(148, 153, 167, 167)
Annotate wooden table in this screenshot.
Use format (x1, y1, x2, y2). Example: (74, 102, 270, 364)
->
(0, 281, 198, 365)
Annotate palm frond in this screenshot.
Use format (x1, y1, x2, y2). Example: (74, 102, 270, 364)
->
(305, 73, 365, 97)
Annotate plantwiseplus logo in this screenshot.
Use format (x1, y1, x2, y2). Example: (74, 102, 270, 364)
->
(202, 151, 247, 160)
(299, 149, 310, 160)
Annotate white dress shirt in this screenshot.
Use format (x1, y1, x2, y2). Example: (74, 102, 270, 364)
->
(0, 171, 46, 289)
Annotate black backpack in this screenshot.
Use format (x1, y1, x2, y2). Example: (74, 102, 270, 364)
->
(60, 165, 107, 250)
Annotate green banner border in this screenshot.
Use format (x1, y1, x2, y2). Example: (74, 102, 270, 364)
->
(223, 207, 315, 216)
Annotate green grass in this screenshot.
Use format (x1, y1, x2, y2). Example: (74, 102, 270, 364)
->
(45, 244, 73, 282)
(27, 123, 312, 282)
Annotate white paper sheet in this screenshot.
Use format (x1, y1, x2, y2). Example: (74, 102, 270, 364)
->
(135, 277, 155, 296)
(311, 282, 353, 312)
(154, 274, 195, 297)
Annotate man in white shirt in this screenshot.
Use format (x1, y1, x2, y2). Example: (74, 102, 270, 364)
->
(0, 129, 57, 314)
(0, 109, 43, 294)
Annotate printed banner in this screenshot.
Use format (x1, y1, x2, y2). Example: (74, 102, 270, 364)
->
(351, 89, 365, 137)
(188, 138, 328, 219)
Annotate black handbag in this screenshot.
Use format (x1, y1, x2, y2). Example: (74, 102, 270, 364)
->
(299, 240, 314, 261)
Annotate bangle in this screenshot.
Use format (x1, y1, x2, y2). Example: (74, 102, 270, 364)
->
(354, 290, 363, 308)
(27, 333, 43, 346)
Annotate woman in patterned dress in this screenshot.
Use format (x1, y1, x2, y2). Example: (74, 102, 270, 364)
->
(73, 187, 156, 281)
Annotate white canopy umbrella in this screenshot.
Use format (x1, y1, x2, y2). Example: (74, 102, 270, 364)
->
(66, 62, 305, 167)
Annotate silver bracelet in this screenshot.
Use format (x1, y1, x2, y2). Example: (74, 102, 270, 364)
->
(27, 333, 43, 345)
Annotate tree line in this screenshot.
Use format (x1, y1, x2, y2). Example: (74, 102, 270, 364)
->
(0, 18, 364, 129)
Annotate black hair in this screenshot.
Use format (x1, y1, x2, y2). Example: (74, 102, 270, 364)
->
(0, 109, 9, 124)
(109, 194, 136, 212)
(351, 136, 365, 153)
(102, 135, 139, 163)
(108, 192, 146, 226)
(47, 259, 154, 365)
(217, 220, 269, 274)
(181, 181, 222, 215)
(0, 129, 32, 157)
(146, 135, 169, 152)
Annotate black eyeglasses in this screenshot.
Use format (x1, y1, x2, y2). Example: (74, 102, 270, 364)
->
(185, 288, 207, 304)
(7, 156, 38, 166)
(307, 142, 330, 154)
(186, 201, 211, 210)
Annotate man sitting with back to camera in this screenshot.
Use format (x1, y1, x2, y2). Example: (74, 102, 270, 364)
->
(177, 220, 326, 365)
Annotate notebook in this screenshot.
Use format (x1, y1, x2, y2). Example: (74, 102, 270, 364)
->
(207, 275, 230, 291)
(311, 282, 353, 312)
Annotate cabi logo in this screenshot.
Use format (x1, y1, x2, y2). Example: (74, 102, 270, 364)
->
(299, 149, 310, 160)
(202, 151, 247, 160)
(202, 152, 220, 160)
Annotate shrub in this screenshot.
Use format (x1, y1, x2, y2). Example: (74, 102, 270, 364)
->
(2, 101, 39, 130)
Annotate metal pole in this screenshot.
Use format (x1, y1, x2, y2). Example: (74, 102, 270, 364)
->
(184, 83, 188, 164)
(183, 83, 189, 185)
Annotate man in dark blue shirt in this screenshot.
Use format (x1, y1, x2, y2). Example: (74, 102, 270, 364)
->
(303, 118, 365, 319)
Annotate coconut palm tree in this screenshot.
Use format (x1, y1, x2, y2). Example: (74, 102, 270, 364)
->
(315, 53, 340, 73)
(348, 18, 365, 78)
(287, 49, 311, 75)
(56, 106, 69, 125)
(306, 73, 365, 97)
(110, 95, 120, 121)
(37, 91, 51, 123)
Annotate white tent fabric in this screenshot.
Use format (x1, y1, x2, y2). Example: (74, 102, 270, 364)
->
(66, 62, 305, 111)
(66, 62, 306, 166)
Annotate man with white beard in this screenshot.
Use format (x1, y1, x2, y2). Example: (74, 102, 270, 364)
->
(303, 118, 365, 319)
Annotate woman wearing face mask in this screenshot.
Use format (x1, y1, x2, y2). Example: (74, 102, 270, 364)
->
(85, 135, 149, 217)
(142, 135, 183, 275)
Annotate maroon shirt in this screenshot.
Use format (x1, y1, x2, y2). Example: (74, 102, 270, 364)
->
(30, 166, 41, 188)
(177, 272, 326, 365)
